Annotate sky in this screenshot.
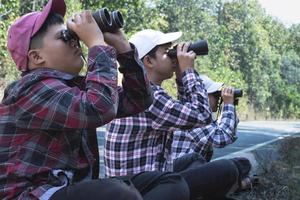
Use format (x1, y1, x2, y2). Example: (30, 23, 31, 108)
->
(258, 0, 300, 26)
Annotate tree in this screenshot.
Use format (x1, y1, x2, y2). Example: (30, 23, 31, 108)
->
(0, 0, 20, 80)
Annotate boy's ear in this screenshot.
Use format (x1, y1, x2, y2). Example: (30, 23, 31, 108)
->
(143, 55, 154, 69)
(28, 49, 45, 66)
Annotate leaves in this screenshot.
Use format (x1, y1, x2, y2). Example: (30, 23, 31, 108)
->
(0, 0, 299, 118)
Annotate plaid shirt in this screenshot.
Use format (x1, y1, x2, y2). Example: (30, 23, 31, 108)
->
(105, 69, 212, 177)
(172, 104, 239, 162)
(0, 45, 152, 200)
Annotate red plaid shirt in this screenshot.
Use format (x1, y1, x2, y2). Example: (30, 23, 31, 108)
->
(0, 45, 152, 199)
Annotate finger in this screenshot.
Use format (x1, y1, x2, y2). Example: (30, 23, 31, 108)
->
(187, 49, 195, 54)
(222, 87, 230, 95)
(226, 87, 232, 94)
(189, 51, 196, 59)
(73, 13, 82, 24)
(67, 17, 74, 25)
(67, 17, 76, 30)
(221, 87, 227, 95)
(228, 87, 234, 94)
(177, 43, 184, 52)
(182, 42, 189, 53)
(84, 10, 93, 23)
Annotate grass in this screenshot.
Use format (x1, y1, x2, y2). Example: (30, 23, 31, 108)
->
(232, 135, 300, 200)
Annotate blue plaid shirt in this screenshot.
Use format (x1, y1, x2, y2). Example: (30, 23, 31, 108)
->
(172, 104, 238, 161)
(105, 69, 212, 177)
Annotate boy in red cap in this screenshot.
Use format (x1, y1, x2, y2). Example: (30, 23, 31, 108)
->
(0, 0, 190, 200)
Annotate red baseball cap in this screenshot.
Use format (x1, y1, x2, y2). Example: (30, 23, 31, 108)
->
(7, 0, 66, 72)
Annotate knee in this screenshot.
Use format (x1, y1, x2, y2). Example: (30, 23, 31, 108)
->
(160, 173, 190, 200)
(115, 180, 143, 200)
(216, 159, 240, 185)
(120, 188, 143, 200)
(230, 157, 252, 179)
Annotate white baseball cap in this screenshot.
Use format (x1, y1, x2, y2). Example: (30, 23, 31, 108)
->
(129, 29, 182, 59)
(200, 75, 224, 93)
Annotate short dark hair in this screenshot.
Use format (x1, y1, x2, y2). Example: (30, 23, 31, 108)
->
(141, 45, 159, 61)
(29, 12, 64, 50)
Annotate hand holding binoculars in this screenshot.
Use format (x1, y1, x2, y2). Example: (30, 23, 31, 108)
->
(213, 89, 243, 105)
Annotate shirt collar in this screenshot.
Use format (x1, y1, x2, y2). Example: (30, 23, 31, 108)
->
(22, 67, 79, 81)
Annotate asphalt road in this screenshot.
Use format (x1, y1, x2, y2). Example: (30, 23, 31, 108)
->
(97, 121, 300, 177)
(213, 121, 300, 159)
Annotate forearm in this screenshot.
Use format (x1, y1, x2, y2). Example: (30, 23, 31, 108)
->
(176, 78, 186, 102)
(181, 69, 211, 123)
(16, 45, 120, 130)
(116, 44, 153, 118)
(212, 104, 238, 147)
(150, 71, 212, 131)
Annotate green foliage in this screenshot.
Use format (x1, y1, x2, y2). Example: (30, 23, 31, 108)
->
(0, 0, 20, 81)
(0, 0, 299, 118)
(280, 51, 300, 91)
(19, 0, 46, 15)
(288, 24, 300, 55)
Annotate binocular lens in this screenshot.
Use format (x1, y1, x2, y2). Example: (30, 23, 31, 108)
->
(92, 8, 124, 32)
(111, 11, 124, 30)
(234, 89, 243, 98)
(92, 8, 112, 32)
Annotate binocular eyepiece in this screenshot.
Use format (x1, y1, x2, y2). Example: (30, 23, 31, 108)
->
(92, 8, 124, 32)
(167, 40, 209, 58)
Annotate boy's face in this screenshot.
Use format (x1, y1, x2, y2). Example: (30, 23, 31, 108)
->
(151, 43, 177, 80)
(208, 93, 218, 112)
(36, 24, 84, 75)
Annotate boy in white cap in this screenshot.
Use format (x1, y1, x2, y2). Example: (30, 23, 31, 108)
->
(171, 75, 254, 196)
(105, 29, 251, 199)
(0, 1, 191, 200)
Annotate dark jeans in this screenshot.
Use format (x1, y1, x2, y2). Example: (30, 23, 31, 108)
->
(50, 171, 190, 200)
(174, 153, 251, 200)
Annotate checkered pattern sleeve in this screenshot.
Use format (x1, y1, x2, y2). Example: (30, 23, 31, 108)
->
(115, 45, 153, 118)
(104, 68, 212, 177)
(0, 45, 120, 199)
(150, 68, 212, 131)
(10, 45, 119, 130)
(212, 104, 238, 147)
(176, 78, 187, 102)
(172, 104, 238, 160)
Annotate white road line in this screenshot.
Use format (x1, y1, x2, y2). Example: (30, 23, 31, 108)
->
(214, 133, 294, 161)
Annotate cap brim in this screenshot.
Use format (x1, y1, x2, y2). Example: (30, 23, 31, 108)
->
(207, 82, 223, 93)
(157, 32, 182, 45)
(32, 0, 66, 36)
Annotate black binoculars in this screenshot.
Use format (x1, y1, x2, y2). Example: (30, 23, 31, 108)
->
(92, 8, 124, 32)
(65, 8, 123, 43)
(213, 89, 243, 105)
(167, 40, 209, 58)
(213, 89, 243, 98)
